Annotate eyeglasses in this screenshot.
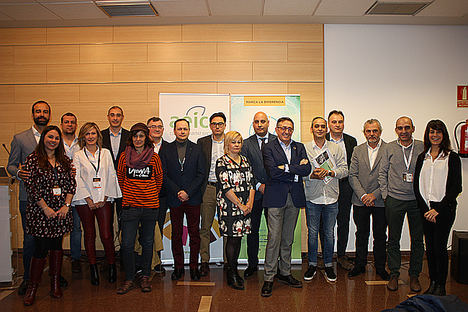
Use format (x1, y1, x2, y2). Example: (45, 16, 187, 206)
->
(210, 122, 225, 127)
(277, 126, 294, 133)
(148, 125, 163, 129)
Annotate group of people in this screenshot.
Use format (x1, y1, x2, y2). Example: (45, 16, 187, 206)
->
(7, 100, 462, 305)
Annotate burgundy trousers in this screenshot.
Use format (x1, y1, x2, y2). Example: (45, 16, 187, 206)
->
(75, 202, 115, 264)
(170, 203, 201, 270)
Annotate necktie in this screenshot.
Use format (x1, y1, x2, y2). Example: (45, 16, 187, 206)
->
(260, 138, 266, 150)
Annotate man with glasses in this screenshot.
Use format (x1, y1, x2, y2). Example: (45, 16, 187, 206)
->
(197, 112, 227, 276)
(261, 117, 311, 297)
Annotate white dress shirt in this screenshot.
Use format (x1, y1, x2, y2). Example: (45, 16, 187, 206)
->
(63, 137, 80, 160)
(419, 150, 449, 208)
(367, 140, 382, 170)
(32, 126, 41, 144)
(109, 128, 122, 160)
(329, 134, 347, 163)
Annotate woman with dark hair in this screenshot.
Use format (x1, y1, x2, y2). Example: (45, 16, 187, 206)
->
(414, 119, 462, 296)
(116, 123, 163, 294)
(73, 122, 122, 285)
(22, 125, 76, 306)
(216, 131, 255, 290)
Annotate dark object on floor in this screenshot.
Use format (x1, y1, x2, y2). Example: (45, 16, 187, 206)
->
(381, 294, 468, 312)
(451, 230, 468, 284)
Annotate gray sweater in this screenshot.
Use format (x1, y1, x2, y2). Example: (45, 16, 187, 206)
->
(378, 139, 424, 201)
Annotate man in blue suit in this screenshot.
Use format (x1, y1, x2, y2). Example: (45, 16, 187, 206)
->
(261, 117, 311, 297)
(159, 119, 205, 281)
(241, 112, 276, 277)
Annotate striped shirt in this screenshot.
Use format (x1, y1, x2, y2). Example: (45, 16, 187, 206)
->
(117, 151, 163, 209)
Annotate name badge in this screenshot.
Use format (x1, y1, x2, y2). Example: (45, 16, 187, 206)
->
(93, 177, 102, 189)
(403, 173, 413, 183)
(53, 186, 62, 196)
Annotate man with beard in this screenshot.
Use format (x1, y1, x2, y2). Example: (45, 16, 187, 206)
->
(60, 112, 82, 273)
(8, 101, 54, 294)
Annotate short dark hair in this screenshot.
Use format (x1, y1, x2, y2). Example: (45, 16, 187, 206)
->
(311, 116, 326, 127)
(147, 117, 163, 125)
(209, 112, 226, 123)
(107, 106, 123, 115)
(423, 119, 452, 156)
(61, 112, 77, 124)
(32, 100, 51, 114)
(174, 118, 190, 129)
(328, 110, 344, 120)
(276, 117, 294, 128)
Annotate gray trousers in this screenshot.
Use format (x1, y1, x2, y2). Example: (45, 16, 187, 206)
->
(263, 194, 300, 282)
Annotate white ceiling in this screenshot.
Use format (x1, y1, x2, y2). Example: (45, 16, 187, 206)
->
(0, 0, 467, 27)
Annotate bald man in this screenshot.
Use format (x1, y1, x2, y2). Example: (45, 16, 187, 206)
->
(240, 112, 276, 277)
(378, 116, 424, 292)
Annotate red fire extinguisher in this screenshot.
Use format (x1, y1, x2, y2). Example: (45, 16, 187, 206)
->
(455, 120, 468, 158)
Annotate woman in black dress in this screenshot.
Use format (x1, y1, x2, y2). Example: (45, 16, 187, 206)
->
(414, 120, 462, 296)
(22, 125, 76, 306)
(216, 131, 255, 290)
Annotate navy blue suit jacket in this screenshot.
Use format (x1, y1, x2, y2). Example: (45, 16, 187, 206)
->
(159, 140, 206, 208)
(262, 139, 311, 208)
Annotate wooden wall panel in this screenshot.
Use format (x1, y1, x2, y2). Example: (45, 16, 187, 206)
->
(182, 24, 252, 42)
(47, 27, 113, 44)
(253, 63, 323, 81)
(0, 46, 13, 65)
(79, 83, 148, 103)
(80, 44, 148, 64)
(14, 45, 79, 65)
(253, 24, 323, 42)
(287, 43, 323, 63)
(114, 25, 182, 43)
(0, 28, 46, 45)
(0, 65, 46, 84)
(15, 85, 80, 104)
(47, 64, 113, 83)
(288, 83, 323, 103)
(0, 85, 14, 103)
(218, 43, 287, 62)
(148, 43, 216, 63)
(217, 82, 288, 95)
(183, 62, 252, 81)
(114, 63, 181, 82)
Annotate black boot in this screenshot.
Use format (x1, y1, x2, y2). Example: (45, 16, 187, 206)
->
(108, 263, 117, 283)
(90, 264, 100, 286)
(49, 250, 64, 299)
(227, 269, 244, 290)
(424, 280, 437, 295)
(23, 257, 46, 306)
(433, 283, 446, 296)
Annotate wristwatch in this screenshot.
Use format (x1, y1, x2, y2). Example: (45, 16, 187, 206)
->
(328, 170, 333, 177)
(65, 203, 71, 208)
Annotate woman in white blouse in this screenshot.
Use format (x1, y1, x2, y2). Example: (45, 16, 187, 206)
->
(73, 122, 122, 286)
(414, 120, 462, 296)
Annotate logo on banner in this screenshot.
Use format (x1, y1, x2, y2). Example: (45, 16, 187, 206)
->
(169, 106, 210, 129)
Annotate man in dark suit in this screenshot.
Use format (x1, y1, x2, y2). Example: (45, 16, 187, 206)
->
(325, 110, 357, 270)
(348, 119, 390, 280)
(101, 106, 130, 230)
(261, 117, 311, 297)
(160, 119, 205, 281)
(197, 112, 226, 276)
(7, 100, 51, 294)
(240, 111, 276, 277)
(147, 116, 169, 273)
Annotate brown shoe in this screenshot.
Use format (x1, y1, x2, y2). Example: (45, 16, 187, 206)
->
(139, 276, 152, 293)
(387, 275, 398, 291)
(337, 256, 353, 271)
(410, 276, 421, 292)
(200, 262, 210, 277)
(117, 281, 135, 295)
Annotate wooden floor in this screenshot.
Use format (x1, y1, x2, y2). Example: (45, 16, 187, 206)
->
(2, 257, 468, 312)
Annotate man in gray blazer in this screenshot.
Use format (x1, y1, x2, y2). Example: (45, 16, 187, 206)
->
(348, 119, 390, 280)
(240, 112, 276, 277)
(7, 100, 51, 295)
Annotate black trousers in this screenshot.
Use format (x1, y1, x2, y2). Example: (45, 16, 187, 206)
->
(157, 196, 168, 236)
(246, 198, 268, 267)
(337, 178, 353, 257)
(33, 236, 63, 258)
(352, 205, 387, 270)
(423, 210, 455, 285)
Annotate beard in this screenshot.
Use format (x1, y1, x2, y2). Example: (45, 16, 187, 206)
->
(33, 116, 49, 127)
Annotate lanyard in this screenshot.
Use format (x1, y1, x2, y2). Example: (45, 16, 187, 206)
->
(179, 157, 185, 172)
(84, 148, 101, 176)
(401, 142, 414, 172)
(51, 161, 60, 185)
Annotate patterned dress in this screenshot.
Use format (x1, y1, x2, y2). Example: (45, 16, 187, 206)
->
(216, 154, 254, 237)
(23, 152, 76, 238)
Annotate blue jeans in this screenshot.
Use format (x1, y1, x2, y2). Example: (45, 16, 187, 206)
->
(121, 207, 157, 281)
(305, 201, 338, 267)
(70, 205, 82, 260)
(19, 201, 35, 280)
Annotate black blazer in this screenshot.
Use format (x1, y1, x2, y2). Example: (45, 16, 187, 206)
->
(196, 134, 214, 192)
(101, 127, 130, 170)
(157, 139, 169, 197)
(241, 133, 277, 201)
(414, 151, 462, 214)
(160, 140, 206, 208)
(262, 139, 311, 208)
(326, 132, 357, 168)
